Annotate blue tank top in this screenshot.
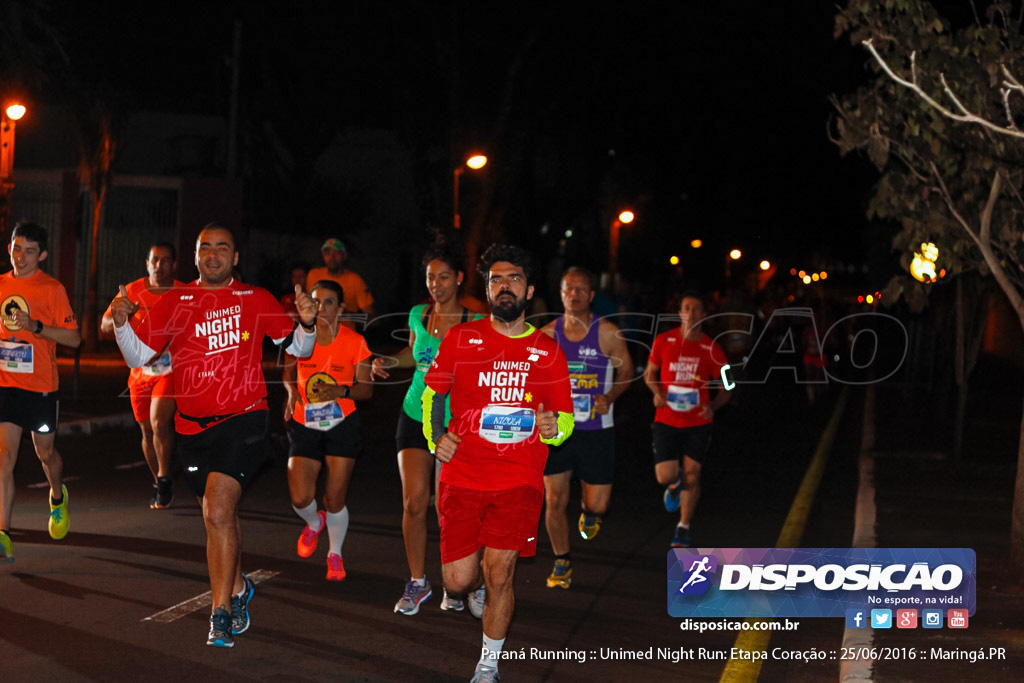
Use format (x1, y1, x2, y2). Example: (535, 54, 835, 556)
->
(553, 316, 614, 430)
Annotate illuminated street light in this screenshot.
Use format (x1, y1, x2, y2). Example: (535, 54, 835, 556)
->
(759, 260, 771, 271)
(453, 154, 487, 229)
(729, 249, 742, 260)
(690, 239, 702, 249)
(1, 101, 28, 235)
(669, 255, 679, 265)
(608, 208, 635, 292)
(909, 241, 940, 282)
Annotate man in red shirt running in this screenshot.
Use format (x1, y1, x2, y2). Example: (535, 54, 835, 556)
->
(110, 224, 317, 648)
(101, 243, 184, 508)
(422, 244, 573, 683)
(645, 291, 732, 549)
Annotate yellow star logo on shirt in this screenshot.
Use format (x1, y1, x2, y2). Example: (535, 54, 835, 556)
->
(525, 392, 533, 403)
(242, 330, 251, 341)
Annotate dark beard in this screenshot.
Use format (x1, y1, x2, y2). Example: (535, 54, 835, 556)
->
(490, 294, 527, 322)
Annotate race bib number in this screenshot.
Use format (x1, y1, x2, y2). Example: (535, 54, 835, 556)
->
(0, 339, 33, 373)
(666, 385, 698, 412)
(479, 406, 536, 444)
(572, 393, 592, 422)
(142, 350, 172, 377)
(304, 400, 344, 431)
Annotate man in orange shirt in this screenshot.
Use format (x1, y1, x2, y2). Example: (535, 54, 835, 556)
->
(305, 239, 374, 325)
(101, 243, 185, 509)
(0, 222, 82, 563)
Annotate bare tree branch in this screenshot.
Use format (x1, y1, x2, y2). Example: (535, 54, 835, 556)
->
(930, 163, 1024, 319)
(863, 39, 1024, 140)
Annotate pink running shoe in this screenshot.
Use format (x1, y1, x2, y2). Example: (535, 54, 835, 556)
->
(326, 553, 346, 581)
(297, 510, 326, 558)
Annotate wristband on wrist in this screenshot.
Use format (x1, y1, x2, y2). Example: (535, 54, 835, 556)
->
(34, 320, 43, 335)
(299, 319, 315, 331)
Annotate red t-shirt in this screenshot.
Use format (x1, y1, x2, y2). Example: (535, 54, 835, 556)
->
(133, 279, 297, 434)
(424, 318, 572, 493)
(648, 330, 727, 429)
(289, 326, 371, 425)
(0, 270, 78, 393)
(104, 277, 186, 391)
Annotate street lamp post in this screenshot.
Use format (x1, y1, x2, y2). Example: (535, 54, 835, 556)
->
(453, 154, 487, 229)
(1, 102, 27, 235)
(607, 209, 634, 292)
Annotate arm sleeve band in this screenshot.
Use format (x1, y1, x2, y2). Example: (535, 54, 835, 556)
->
(114, 321, 158, 369)
(421, 385, 448, 452)
(279, 323, 316, 357)
(539, 410, 575, 447)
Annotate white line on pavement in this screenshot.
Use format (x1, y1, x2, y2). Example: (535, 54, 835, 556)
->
(142, 569, 281, 623)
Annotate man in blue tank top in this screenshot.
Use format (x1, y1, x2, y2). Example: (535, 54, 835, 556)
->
(540, 267, 634, 589)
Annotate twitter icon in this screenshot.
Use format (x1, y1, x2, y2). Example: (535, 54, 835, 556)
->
(871, 609, 892, 629)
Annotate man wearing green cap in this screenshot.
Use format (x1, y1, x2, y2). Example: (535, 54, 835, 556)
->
(306, 238, 375, 324)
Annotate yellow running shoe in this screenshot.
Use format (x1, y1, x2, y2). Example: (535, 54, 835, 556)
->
(578, 512, 603, 540)
(49, 484, 69, 540)
(1, 530, 13, 563)
(546, 558, 573, 589)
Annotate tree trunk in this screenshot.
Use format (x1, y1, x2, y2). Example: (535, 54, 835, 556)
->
(1013, 396, 1024, 586)
(80, 188, 105, 353)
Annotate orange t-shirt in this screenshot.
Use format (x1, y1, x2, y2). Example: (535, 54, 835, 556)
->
(289, 326, 371, 426)
(104, 277, 185, 390)
(305, 267, 374, 313)
(0, 270, 78, 393)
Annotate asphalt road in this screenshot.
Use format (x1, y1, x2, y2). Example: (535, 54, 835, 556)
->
(0, 358, 862, 682)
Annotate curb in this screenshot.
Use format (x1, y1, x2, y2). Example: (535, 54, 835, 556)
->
(58, 412, 136, 436)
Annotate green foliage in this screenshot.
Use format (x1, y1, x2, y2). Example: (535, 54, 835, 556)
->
(832, 0, 1024, 302)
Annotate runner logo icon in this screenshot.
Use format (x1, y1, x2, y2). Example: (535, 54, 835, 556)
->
(678, 555, 717, 596)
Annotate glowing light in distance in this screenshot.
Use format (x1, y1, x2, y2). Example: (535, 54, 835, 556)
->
(669, 255, 679, 265)
(691, 239, 702, 249)
(5, 104, 26, 120)
(466, 155, 487, 169)
(618, 210, 635, 224)
(729, 249, 742, 260)
(759, 260, 770, 271)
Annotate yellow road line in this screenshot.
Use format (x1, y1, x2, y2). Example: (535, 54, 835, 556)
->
(719, 386, 850, 682)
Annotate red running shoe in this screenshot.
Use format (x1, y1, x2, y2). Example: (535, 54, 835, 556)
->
(297, 510, 326, 558)
(326, 553, 346, 581)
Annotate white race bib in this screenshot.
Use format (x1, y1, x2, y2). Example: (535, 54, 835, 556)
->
(666, 385, 698, 412)
(572, 393, 592, 423)
(479, 406, 536, 444)
(304, 400, 345, 431)
(0, 339, 33, 373)
(142, 350, 172, 377)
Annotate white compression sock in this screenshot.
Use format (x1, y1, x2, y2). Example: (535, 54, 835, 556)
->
(326, 506, 349, 556)
(292, 500, 322, 530)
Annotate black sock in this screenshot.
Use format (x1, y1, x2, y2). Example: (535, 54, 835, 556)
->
(555, 553, 572, 563)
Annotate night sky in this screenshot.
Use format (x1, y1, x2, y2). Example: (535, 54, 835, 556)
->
(43, 2, 879, 292)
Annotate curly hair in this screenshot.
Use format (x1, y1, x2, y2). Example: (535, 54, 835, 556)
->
(477, 243, 534, 283)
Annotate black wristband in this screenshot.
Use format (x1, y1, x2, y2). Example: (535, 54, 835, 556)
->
(342, 385, 350, 399)
(298, 319, 315, 332)
(34, 320, 43, 335)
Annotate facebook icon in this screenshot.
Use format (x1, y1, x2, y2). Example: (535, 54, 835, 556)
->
(845, 609, 866, 628)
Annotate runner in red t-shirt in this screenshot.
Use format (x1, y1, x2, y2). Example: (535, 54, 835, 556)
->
(0, 222, 81, 563)
(101, 243, 184, 509)
(644, 291, 732, 550)
(110, 224, 317, 648)
(422, 244, 573, 682)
